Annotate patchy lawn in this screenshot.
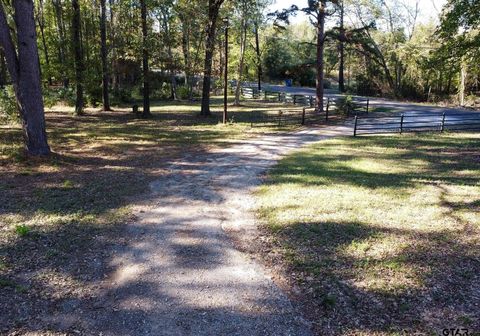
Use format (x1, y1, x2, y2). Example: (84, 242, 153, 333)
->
(0, 97, 294, 333)
(256, 133, 480, 335)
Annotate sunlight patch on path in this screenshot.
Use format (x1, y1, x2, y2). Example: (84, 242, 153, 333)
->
(76, 124, 351, 335)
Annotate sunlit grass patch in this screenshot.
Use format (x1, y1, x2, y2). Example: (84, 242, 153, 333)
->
(256, 133, 480, 334)
(0, 97, 301, 332)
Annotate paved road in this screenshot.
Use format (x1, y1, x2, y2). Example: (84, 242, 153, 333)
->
(258, 84, 480, 134)
(55, 124, 351, 335)
(261, 83, 479, 115)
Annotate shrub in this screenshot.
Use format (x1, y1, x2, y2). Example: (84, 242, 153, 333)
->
(0, 85, 18, 121)
(14, 224, 30, 236)
(354, 73, 380, 96)
(57, 87, 76, 106)
(85, 84, 102, 107)
(42, 88, 58, 108)
(336, 95, 354, 116)
(113, 88, 134, 104)
(176, 86, 190, 100)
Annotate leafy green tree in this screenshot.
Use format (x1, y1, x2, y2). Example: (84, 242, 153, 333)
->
(200, 0, 225, 117)
(0, 0, 50, 155)
(271, 1, 340, 112)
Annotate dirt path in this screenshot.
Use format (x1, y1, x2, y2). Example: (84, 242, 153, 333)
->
(66, 124, 351, 335)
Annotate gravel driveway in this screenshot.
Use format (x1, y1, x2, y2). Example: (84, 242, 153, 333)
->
(53, 124, 351, 335)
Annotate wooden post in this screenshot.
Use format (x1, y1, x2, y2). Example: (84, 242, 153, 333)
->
(366, 98, 369, 114)
(354, 116, 358, 136)
(400, 114, 404, 134)
(302, 107, 306, 125)
(326, 98, 330, 117)
(441, 113, 446, 132)
(326, 104, 329, 122)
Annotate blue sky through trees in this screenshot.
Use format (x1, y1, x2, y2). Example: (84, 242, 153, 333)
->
(268, 0, 447, 24)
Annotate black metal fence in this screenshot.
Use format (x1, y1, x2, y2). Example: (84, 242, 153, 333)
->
(250, 107, 320, 127)
(353, 112, 480, 136)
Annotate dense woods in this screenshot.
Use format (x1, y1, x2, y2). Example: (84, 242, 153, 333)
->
(0, 0, 479, 154)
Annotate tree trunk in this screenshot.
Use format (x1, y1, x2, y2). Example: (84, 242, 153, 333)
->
(255, 22, 262, 91)
(0, 49, 6, 87)
(459, 61, 467, 106)
(200, 0, 224, 116)
(109, 0, 119, 92)
(52, 0, 68, 88)
(36, 0, 52, 86)
(315, 1, 326, 113)
(162, 12, 177, 101)
(181, 21, 190, 87)
(338, 0, 345, 92)
(170, 70, 177, 100)
(72, 0, 83, 115)
(100, 0, 111, 110)
(218, 35, 224, 95)
(140, 0, 150, 117)
(0, 0, 50, 156)
(234, 19, 247, 106)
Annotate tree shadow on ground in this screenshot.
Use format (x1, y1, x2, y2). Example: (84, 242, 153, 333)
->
(259, 134, 480, 335)
(0, 107, 312, 335)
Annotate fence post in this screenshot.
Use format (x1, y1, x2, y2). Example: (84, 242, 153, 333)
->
(278, 92, 281, 102)
(441, 113, 446, 132)
(302, 107, 306, 125)
(354, 116, 358, 136)
(400, 114, 404, 134)
(293, 95, 297, 105)
(309, 96, 313, 107)
(327, 98, 331, 120)
(366, 99, 370, 114)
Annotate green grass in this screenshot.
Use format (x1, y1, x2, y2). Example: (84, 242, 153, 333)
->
(256, 133, 480, 335)
(13, 225, 30, 236)
(0, 97, 299, 332)
(1, 97, 293, 239)
(371, 106, 395, 113)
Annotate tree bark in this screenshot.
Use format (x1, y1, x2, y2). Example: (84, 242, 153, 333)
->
(52, 0, 68, 88)
(459, 61, 467, 106)
(100, 0, 111, 110)
(200, 0, 224, 116)
(160, 9, 177, 101)
(255, 22, 262, 91)
(234, 19, 247, 106)
(0, 49, 6, 87)
(0, 0, 50, 156)
(72, 0, 83, 115)
(109, 0, 119, 92)
(338, 0, 345, 92)
(140, 0, 150, 117)
(181, 18, 191, 87)
(315, 1, 326, 113)
(36, 0, 52, 85)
